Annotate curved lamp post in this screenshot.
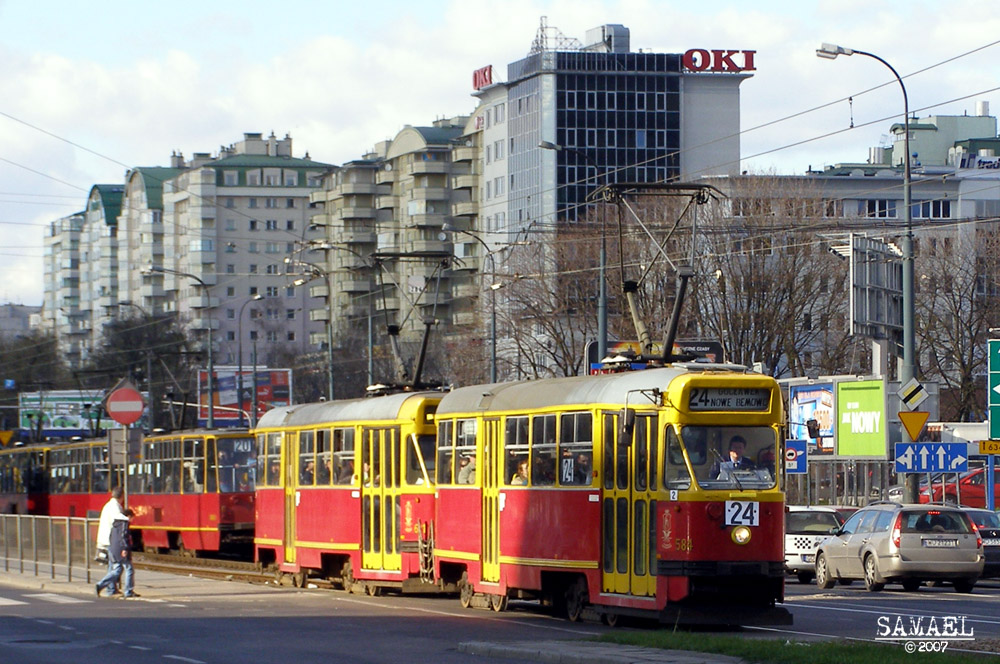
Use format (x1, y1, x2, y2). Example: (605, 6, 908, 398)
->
(285, 256, 335, 399)
(237, 294, 264, 427)
(442, 223, 498, 382)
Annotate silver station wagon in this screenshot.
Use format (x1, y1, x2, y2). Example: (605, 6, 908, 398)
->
(815, 502, 983, 593)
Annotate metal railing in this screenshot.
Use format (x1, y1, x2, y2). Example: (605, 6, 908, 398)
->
(1, 515, 100, 583)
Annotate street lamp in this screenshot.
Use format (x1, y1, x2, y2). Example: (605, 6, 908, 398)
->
(143, 266, 216, 428)
(442, 223, 498, 382)
(118, 300, 156, 430)
(817, 42, 916, 499)
(237, 294, 264, 428)
(538, 140, 608, 363)
(285, 256, 336, 399)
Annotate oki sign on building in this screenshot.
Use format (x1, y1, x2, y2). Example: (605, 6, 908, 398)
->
(472, 65, 493, 90)
(682, 49, 756, 73)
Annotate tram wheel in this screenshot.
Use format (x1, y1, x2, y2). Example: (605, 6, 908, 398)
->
(459, 572, 474, 609)
(564, 577, 588, 622)
(341, 561, 355, 592)
(489, 593, 508, 612)
(600, 612, 619, 628)
(365, 583, 381, 597)
(274, 570, 286, 586)
(292, 571, 308, 588)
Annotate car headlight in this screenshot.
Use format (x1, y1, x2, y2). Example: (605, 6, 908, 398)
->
(732, 525, 752, 545)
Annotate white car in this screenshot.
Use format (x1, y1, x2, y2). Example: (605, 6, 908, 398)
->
(785, 505, 844, 583)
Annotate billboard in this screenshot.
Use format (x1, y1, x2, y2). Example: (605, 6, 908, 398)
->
(835, 379, 888, 458)
(198, 367, 292, 426)
(788, 383, 835, 456)
(18, 390, 138, 440)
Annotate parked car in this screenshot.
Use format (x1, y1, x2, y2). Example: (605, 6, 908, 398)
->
(815, 502, 983, 593)
(918, 468, 999, 509)
(785, 506, 845, 583)
(964, 508, 1000, 578)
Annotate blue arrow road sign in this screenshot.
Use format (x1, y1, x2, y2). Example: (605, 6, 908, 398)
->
(894, 443, 969, 474)
(785, 440, 807, 474)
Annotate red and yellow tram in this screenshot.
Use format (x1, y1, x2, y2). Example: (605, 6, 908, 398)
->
(0, 444, 48, 515)
(253, 392, 443, 590)
(433, 364, 790, 625)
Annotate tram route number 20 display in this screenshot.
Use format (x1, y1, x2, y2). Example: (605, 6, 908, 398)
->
(724, 500, 759, 526)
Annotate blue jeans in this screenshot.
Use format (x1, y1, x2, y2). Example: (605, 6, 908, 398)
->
(97, 559, 134, 597)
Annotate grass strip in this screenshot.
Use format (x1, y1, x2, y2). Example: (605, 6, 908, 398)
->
(598, 630, 990, 663)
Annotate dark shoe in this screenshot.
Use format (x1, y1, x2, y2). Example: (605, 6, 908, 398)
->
(122, 593, 140, 599)
(95, 584, 101, 597)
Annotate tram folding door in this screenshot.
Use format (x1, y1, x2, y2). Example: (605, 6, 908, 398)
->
(361, 427, 401, 572)
(601, 412, 657, 597)
(283, 433, 298, 565)
(481, 418, 501, 584)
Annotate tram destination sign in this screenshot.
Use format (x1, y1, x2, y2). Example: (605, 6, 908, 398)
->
(688, 388, 770, 411)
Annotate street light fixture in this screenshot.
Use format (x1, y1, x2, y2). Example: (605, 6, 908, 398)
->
(237, 294, 264, 427)
(143, 265, 217, 428)
(817, 42, 916, 499)
(538, 140, 608, 363)
(442, 223, 499, 383)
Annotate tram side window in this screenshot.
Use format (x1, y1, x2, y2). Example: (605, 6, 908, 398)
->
(407, 434, 435, 485)
(436, 420, 455, 484)
(531, 414, 556, 486)
(316, 429, 332, 485)
(453, 419, 476, 485)
(333, 427, 355, 485)
(633, 416, 649, 491)
(183, 438, 205, 494)
(92, 445, 109, 493)
(504, 416, 529, 485)
(207, 438, 218, 492)
(299, 431, 316, 486)
(558, 412, 593, 486)
(217, 436, 255, 492)
(663, 426, 692, 490)
(265, 433, 282, 486)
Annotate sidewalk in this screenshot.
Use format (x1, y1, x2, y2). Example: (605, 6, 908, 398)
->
(0, 566, 746, 664)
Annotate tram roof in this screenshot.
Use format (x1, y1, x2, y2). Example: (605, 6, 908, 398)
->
(436, 365, 745, 415)
(255, 391, 439, 429)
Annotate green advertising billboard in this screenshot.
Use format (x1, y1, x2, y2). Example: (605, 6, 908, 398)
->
(836, 379, 887, 458)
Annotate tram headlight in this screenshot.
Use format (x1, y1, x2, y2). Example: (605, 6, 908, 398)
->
(731, 525, 752, 545)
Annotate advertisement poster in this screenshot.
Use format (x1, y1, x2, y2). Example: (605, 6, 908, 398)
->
(835, 379, 888, 458)
(198, 367, 293, 425)
(18, 390, 138, 439)
(787, 383, 835, 456)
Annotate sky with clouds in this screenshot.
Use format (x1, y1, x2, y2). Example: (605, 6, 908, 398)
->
(1, 0, 998, 306)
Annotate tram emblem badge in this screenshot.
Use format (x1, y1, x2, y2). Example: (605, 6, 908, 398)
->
(660, 511, 672, 550)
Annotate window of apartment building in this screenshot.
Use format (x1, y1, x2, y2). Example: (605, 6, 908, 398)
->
(249, 220, 258, 231)
(266, 264, 280, 275)
(226, 264, 235, 274)
(286, 242, 295, 253)
(862, 199, 896, 218)
(286, 309, 297, 320)
(285, 285, 296, 297)
(226, 308, 235, 320)
(495, 103, 505, 122)
(247, 172, 260, 186)
(494, 177, 504, 196)
(266, 286, 279, 297)
(265, 219, 278, 231)
(285, 173, 298, 186)
(249, 242, 259, 253)
(286, 198, 295, 208)
(913, 200, 951, 219)
(824, 199, 844, 218)
(225, 198, 235, 208)
(265, 174, 280, 186)
(249, 264, 258, 274)
(307, 174, 322, 187)
(265, 242, 280, 253)
(250, 330, 258, 341)
(225, 243, 237, 254)
(227, 286, 236, 296)
(225, 218, 236, 231)
(224, 171, 238, 186)
(485, 181, 491, 199)
(606, 92, 616, 109)
(285, 220, 295, 231)
(266, 308, 280, 320)
(266, 331, 279, 342)
(494, 140, 504, 160)
(249, 198, 258, 209)
(286, 331, 296, 342)
(485, 145, 491, 164)
(496, 211, 505, 230)
(636, 130, 647, 149)
(226, 331, 236, 341)
(250, 286, 259, 296)
(267, 198, 279, 209)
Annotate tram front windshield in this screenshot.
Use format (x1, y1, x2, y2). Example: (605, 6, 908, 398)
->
(682, 425, 777, 490)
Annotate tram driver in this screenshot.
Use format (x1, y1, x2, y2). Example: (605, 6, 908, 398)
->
(711, 435, 755, 478)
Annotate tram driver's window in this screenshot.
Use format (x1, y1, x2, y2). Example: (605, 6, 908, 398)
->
(436, 420, 455, 485)
(558, 412, 593, 486)
(663, 427, 692, 490)
(332, 428, 355, 485)
(298, 431, 316, 486)
(504, 416, 529, 486)
(531, 414, 557, 486)
(454, 419, 477, 484)
(316, 429, 333, 485)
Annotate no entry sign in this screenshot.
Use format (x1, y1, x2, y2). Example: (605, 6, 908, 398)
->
(106, 386, 145, 426)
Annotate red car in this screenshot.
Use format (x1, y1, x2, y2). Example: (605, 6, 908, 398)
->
(919, 468, 1000, 509)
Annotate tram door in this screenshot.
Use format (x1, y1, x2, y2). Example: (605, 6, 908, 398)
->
(481, 418, 502, 583)
(361, 427, 401, 572)
(601, 412, 657, 597)
(283, 432, 298, 565)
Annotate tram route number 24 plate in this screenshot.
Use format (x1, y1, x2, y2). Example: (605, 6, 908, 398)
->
(725, 501, 759, 527)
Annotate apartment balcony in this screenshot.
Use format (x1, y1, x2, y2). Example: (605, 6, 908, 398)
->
(452, 146, 476, 163)
(375, 168, 395, 185)
(338, 278, 374, 293)
(337, 182, 378, 196)
(452, 174, 477, 190)
(406, 213, 447, 228)
(310, 190, 333, 205)
(308, 283, 330, 299)
(309, 331, 327, 346)
(406, 239, 448, 254)
(336, 206, 376, 220)
(189, 317, 220, 332)
(452, 311, 477, 326)
(375, 194, 397, 210)
(343, 231, 376, 245)
(409, 187, 449, 201)
(452, 282, 481, 299)
(409, 161, 448, 175)
(309, 308, 331, 323)
(189, 294, 220, 309)
(139, 282, 164, 299)
(374, 296, 400, 312)
(452, 201, 477, 217)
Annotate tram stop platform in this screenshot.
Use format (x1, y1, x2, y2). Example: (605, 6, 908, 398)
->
(0, 565, 747, 664)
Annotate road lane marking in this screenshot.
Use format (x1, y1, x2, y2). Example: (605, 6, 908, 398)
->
(23, 593, 90, 604)
(164, 656, 206, 663)
(0, 597, 28, 606)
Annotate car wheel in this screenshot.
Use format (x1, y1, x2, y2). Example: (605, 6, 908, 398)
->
(953, 578, 976, 594)
(797, 572, 813, 584)
(863, 555, 885, 592)
(901, 578, 921, 592)
(815, 553, 835, 589)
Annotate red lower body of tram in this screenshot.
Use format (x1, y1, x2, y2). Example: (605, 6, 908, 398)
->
(127, 491, 255, 554)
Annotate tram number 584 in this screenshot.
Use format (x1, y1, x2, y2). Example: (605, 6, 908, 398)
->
(724, 500, 759, 527)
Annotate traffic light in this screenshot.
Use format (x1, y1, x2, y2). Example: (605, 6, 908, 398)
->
(806, 419, 820, 439)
